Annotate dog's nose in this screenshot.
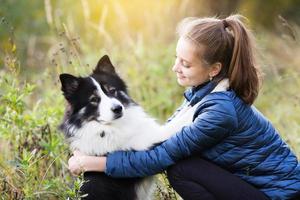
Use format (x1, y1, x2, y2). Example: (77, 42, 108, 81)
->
(111, 104, 122, 114)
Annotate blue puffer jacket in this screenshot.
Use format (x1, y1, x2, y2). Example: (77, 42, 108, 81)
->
(105, 81, 300, 200)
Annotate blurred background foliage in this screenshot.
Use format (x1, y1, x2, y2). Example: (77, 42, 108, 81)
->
(0, 0, 300, 199)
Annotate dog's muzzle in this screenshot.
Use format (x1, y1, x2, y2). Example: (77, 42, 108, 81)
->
(112, 104, 123, 119)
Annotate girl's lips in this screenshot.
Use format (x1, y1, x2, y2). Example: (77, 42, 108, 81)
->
(177, 75, 186, 79)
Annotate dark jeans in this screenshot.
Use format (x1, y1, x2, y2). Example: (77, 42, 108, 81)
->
(167, 156, 270, 200)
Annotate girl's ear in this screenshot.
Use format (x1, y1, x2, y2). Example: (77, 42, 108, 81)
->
(209, 62, 222, 78)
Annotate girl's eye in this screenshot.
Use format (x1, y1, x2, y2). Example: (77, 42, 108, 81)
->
(182, 61, 190, 68)
(175, 55, 191, 68)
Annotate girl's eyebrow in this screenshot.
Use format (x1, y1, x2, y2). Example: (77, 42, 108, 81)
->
(181, 58, 192, 64)
(176, 53, 192, 64)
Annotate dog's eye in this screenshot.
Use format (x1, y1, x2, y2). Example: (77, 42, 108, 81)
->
(108, 88, 117, 95)
(90, 96, 100, 104)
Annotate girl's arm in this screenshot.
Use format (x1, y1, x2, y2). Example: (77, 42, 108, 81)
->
(69, 95, 237, 177)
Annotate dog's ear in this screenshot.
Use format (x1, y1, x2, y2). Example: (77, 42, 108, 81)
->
(93, 55, 116, 74)
(59, 73, 80, 98)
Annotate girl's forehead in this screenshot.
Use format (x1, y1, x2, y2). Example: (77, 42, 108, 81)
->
(176, 37, 205, 62)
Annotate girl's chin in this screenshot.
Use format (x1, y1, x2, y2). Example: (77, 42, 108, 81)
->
(177, 78, 189, 87)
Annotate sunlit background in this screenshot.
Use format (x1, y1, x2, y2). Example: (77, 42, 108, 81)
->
(0, 0, 300, 199)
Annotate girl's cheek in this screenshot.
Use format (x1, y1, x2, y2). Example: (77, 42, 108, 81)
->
(182, 69, 190, 76)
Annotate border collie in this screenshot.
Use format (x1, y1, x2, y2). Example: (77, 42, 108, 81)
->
(59, 55, 228, 200)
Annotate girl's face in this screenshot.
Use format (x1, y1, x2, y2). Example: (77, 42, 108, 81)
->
(172, 37, 212, 87)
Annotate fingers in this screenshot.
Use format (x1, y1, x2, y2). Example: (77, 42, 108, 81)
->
(68, 150, 88, 176)
(73, 150, 86, 156)
(68, 155, 83, 176)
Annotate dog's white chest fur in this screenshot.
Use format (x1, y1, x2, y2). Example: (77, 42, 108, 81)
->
(68, 103, 197, 155)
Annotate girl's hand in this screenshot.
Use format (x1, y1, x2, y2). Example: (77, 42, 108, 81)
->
(68, 150, 86, 176)
(68, 150, 107, 176)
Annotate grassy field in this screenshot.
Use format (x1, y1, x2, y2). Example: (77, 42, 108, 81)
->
(0, 1, 300, 199)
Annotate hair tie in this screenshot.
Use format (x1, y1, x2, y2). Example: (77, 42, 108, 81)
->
(222, 19, 234, 38)
(222, 19, 229, 28)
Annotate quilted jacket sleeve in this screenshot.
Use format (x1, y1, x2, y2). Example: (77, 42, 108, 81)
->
(105, 95, 238, 178)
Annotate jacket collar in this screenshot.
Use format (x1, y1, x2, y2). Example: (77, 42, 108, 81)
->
(184, 81, 217, 106)
(184, 79, 230, 106)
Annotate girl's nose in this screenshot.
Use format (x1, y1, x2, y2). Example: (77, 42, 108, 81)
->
(172, 58, 181, 72)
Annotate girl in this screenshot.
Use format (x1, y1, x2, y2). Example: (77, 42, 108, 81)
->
(68, 15, 300, 200)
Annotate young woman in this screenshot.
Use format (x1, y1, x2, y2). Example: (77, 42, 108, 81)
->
(68, 15, 300, 200)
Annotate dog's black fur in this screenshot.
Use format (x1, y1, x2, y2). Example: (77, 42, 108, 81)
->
(81, 172, 142, 200)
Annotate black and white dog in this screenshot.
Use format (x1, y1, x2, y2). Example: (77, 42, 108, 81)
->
(59, 55, 228, 200)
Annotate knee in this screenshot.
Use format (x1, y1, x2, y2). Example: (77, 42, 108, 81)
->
(167, 160, 186, 186)
(167, 156, 207, 185)
(167, 165, 182, 191)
